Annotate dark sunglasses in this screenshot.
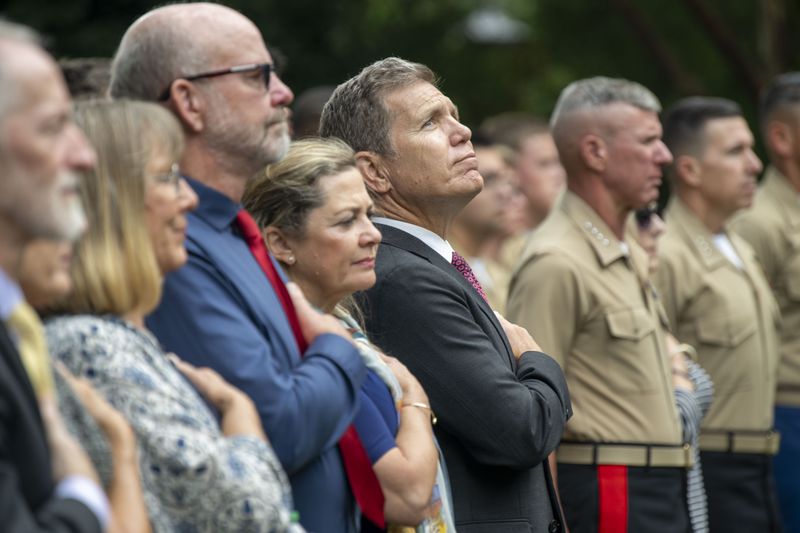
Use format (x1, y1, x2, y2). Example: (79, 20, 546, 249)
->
(635, 204, 657, 229)
(158, 62, 273, 101)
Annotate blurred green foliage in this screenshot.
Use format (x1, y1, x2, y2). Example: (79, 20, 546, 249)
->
(4, 0, 798, 131)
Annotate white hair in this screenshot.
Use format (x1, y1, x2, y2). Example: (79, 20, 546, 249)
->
(0, 19, 42, 123)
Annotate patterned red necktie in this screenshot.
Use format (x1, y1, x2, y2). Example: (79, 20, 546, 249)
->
(235, 209, 386, 528)
(451, 251, 489, 303)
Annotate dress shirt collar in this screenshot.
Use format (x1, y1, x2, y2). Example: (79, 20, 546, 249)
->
(0, 266, 22, 321)
(666, 198, 731, 271)
(372, 217, 454, 262)
(185, 175, 242, 231)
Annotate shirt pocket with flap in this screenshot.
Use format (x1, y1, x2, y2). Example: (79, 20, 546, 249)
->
(695, 310, 756, 393)
(603, 306, 661, 393)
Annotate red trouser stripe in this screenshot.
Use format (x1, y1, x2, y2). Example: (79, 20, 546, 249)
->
(598, 465, 628, 533)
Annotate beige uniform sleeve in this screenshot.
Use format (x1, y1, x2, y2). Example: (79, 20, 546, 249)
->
(732, 217, 781, 285)
(507, 252, 583, 369)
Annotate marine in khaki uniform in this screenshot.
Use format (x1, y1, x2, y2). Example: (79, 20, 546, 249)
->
(658, 96, 781, 532)
(508, 77, 690, 533)
(731, 72, 800, 532)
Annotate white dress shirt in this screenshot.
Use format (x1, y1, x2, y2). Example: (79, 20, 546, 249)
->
(372, 217, 454, 262)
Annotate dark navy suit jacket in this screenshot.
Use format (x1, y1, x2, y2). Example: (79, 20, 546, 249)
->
(359, 223, 572, 533)
(0, 322, 101, 532)
(147, 177, 367, 533)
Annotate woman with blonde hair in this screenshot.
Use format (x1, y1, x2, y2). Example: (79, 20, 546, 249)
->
(46, 99, 297, 532)
(244, 137, 455, 532)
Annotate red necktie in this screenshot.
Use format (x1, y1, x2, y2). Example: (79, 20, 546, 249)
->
(235, 209, 386, 528)
(451, 251, 489, 302)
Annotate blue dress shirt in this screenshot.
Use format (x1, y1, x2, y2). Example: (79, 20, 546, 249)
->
(146, 177, 367, 533)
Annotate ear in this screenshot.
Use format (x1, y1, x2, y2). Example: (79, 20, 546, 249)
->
(675, 154, 702, 188)
(263, 226, 296, 267)
(766, 121, 792, 159)
(355, 151, 392, 195)
(579, 134, 607, 172)
(166, 79, 207, 134)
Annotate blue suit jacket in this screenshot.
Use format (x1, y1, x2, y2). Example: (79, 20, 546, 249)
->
(147, 178, 366, 533)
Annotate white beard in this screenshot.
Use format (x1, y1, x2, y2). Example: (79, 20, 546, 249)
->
(45, 170, 87, 241)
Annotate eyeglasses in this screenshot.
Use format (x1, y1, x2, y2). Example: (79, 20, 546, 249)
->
(158, 62, 274, 101)
(635, 203, 658, 229)
(152, 163, 183, 195)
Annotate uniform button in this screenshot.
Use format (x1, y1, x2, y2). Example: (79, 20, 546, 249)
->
(548, 520, 561, 533)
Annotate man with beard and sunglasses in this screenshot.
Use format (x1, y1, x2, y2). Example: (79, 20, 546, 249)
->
(109, 4, 371, 532)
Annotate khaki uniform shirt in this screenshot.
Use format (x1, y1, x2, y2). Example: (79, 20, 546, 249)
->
(732, 168, 800, 407)
(655, 199, 780, 432)
(507, 192, 682, 445)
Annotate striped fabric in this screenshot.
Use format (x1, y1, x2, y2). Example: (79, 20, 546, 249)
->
(674, 359, 715, 533)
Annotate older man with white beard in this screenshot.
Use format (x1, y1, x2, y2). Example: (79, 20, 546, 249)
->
(108, 4, 372, 532)
(0, 18, 109, 533)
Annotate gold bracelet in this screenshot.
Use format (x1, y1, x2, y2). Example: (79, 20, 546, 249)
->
(402, 402, 437, 425)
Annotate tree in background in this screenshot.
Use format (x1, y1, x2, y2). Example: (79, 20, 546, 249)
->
(4, 0, 797, 128)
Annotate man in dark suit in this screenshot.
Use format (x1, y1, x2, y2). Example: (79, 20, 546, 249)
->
(320, 57, 572, 533)
(0, 19, 108, 533)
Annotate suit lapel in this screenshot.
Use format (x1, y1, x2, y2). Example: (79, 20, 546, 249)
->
(376, 224, 515, 365)
(0, 321, 45, 430)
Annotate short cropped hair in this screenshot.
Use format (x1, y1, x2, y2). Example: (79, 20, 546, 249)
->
(243, 137, 356, 236)
(0, 19, 42, 122)
(109, 12, 206, 101)
(480, 112, 550, 152)
(759, 72, 800, 134)
(54, 100, 184, 317)
(550, 76, 661, 132)
(319, 57, 436, 157)
(661, 96, 742, 159)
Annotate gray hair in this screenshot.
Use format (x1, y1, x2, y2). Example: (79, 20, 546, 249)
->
(550, 76, 661, 130)
(0, 19, 43, 122)
(109, 8, 208, 101)
(319, 57, 436, 156)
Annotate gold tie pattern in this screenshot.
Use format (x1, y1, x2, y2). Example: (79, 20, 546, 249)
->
(6, 300, 54, 397)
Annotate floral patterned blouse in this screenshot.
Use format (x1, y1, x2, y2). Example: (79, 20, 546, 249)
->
(46, 314, 297, 532)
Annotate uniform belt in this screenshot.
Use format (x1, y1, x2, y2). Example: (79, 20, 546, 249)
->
(557, 442, 693, 468)
(699, 430, 780, 455)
